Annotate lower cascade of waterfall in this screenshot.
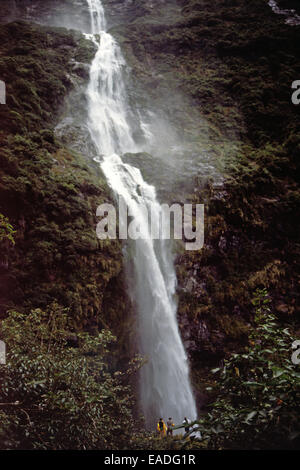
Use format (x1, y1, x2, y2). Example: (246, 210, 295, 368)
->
(85, 0, 197, 427)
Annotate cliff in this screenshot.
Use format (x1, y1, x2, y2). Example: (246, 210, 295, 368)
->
(84, 0, 300, 376)
(0, 0, 299, 449)
(0, 21, 133, 360)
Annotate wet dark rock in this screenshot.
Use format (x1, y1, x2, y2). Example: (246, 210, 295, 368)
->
(66, 334, 79, 348)
(275, 303, 290, 315)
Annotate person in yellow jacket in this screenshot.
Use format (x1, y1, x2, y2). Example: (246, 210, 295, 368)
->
(157, 417, 167, 437)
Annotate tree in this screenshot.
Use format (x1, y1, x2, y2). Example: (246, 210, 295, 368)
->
(0, 304, 143, 449)
(0, 213, 15, 245)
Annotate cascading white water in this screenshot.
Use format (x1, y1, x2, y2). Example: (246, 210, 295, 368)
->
(85, 0, 197, 427)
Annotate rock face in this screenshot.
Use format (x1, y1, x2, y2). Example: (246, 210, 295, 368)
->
(0, 20, 133, 362)
(103, 0, 300, 370)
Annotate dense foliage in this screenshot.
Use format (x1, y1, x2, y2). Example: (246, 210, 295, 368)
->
(193, 290, 300, 449)
(0, 213, 15, 245)
(0, 306, 142, 450)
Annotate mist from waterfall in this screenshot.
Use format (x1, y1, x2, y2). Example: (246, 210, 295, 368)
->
(85, 0, 197, 427)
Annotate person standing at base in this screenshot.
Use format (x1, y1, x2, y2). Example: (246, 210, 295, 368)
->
(167, 417, 174, 436)
(183, 417, 190, 433)
(157, 417, 167, 437)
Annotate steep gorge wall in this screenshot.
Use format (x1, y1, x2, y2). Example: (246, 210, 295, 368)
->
(102, 0, 300, 383)
(0, 1, 299, 394)
(0, 20, 134, 362)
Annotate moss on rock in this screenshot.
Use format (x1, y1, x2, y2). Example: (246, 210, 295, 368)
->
(0, 21, 132, 359)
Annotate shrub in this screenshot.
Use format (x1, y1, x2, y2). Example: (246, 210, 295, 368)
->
(0, 305, 143, 449)
(192, 289, 300, 449)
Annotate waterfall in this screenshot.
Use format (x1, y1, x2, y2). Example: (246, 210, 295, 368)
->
(85, 0, 197, 427)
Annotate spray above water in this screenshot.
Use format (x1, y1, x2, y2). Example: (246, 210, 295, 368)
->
(85, 0, 197, 426)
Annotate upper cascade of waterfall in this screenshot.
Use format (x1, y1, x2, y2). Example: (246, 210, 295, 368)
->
(86, 0, 137, 156)
(87, 0, 106, 33)
(85, 0, 197, 427)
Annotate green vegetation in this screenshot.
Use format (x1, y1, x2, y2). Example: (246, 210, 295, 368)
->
(115, 0, 300, 359)
(0, 213, 15, 245)
(0, 20, 139, 449)
(0, 22, 132, 346)
(0, 0, 299, 450)
(192, 289, 300, 449)
(0, 305, 143, 449)
(0, 21, 95, 134)
(112, 1, 300, 446)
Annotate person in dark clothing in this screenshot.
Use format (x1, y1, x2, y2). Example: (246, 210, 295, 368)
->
(183, 417, 190, 433)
